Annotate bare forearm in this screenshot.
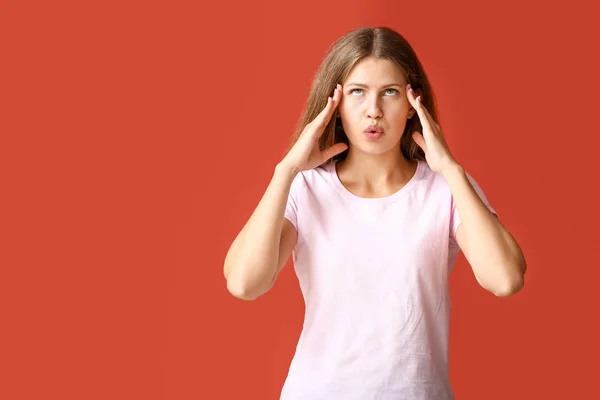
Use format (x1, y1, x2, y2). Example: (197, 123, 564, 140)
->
(442, 163, 526, 295)
(224, 162, 297, 299)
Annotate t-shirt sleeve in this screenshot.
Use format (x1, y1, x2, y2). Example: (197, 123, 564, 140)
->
(283, 172, 303, 232)
(449, 171, 497, 244)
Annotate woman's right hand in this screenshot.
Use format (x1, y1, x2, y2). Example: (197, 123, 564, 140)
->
(281, 84, 348, 174)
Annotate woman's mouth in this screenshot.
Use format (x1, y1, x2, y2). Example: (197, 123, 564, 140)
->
(364, 125, 384, 140)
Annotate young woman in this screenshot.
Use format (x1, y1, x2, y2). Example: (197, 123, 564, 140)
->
(224, 26, 526, 400)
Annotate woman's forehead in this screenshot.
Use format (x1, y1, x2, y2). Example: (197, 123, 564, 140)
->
(344, 57, 407, 86)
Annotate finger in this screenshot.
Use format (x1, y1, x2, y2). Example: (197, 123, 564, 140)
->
(332, 83, 343, 106)
(420, 107, 443, 139)
(415, 97, 435, 134)
(303, 97, 331, 139)
(321, 142, 348, 161)
(406, 86, 435, 133)
(309, 99, 332, 134)
(412, 131, 427, 153)
(406, 84, 426, 117)
(407, 85, 441, 131)
(315, 84, 342, 127)
(419, 102, 440, 130)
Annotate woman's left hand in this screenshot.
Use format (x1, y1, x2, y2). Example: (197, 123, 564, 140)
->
(406, 84, 458, 173)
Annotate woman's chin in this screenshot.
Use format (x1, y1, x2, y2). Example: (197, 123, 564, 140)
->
(347, 136, 401, 156)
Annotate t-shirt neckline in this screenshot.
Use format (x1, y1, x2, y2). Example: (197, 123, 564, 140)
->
(327, 158, 424, 204)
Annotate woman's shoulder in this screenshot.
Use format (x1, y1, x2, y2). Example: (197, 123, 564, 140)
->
(288, 159, 336, 194)
(414, 160, 454, 194)
(297, 159, 336, 182)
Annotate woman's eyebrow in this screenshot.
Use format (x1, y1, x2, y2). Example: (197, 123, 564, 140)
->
(345, 83, 405, 88)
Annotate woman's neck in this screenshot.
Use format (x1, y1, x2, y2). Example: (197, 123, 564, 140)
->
(335, 148, 417, 197)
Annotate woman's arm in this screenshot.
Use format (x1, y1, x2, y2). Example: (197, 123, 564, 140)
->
(224, 85, 346, 300)
(224, 162, 298, 301)
(443, 163, 527, 297)
(404, 84, 526, 297)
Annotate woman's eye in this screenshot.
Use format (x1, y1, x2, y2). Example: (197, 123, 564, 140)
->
(349, 88, 397, 96)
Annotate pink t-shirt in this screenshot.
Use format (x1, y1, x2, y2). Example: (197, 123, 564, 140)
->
(280, 158, 495, 400)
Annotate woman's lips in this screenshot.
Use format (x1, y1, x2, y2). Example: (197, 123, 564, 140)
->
(364, 131, 383, 139)
(364, 125, 383, 133)
(364, 125, 383, 139)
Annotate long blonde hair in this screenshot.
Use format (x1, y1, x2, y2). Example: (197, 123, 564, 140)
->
(288, 26, 439, 164)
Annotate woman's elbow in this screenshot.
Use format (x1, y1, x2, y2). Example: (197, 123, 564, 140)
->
(225, 273, 270, 301)
(491, 270, 525, 297)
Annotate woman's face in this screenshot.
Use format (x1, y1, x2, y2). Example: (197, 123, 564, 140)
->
(338, 57, 416, 155)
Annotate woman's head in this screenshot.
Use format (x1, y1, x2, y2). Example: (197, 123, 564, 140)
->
(289, 26, 438, 163)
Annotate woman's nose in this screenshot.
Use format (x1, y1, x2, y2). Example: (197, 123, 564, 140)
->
(365, 96, 383, 120)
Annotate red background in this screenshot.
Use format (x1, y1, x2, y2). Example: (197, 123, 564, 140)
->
(2, 0, 599, 399)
